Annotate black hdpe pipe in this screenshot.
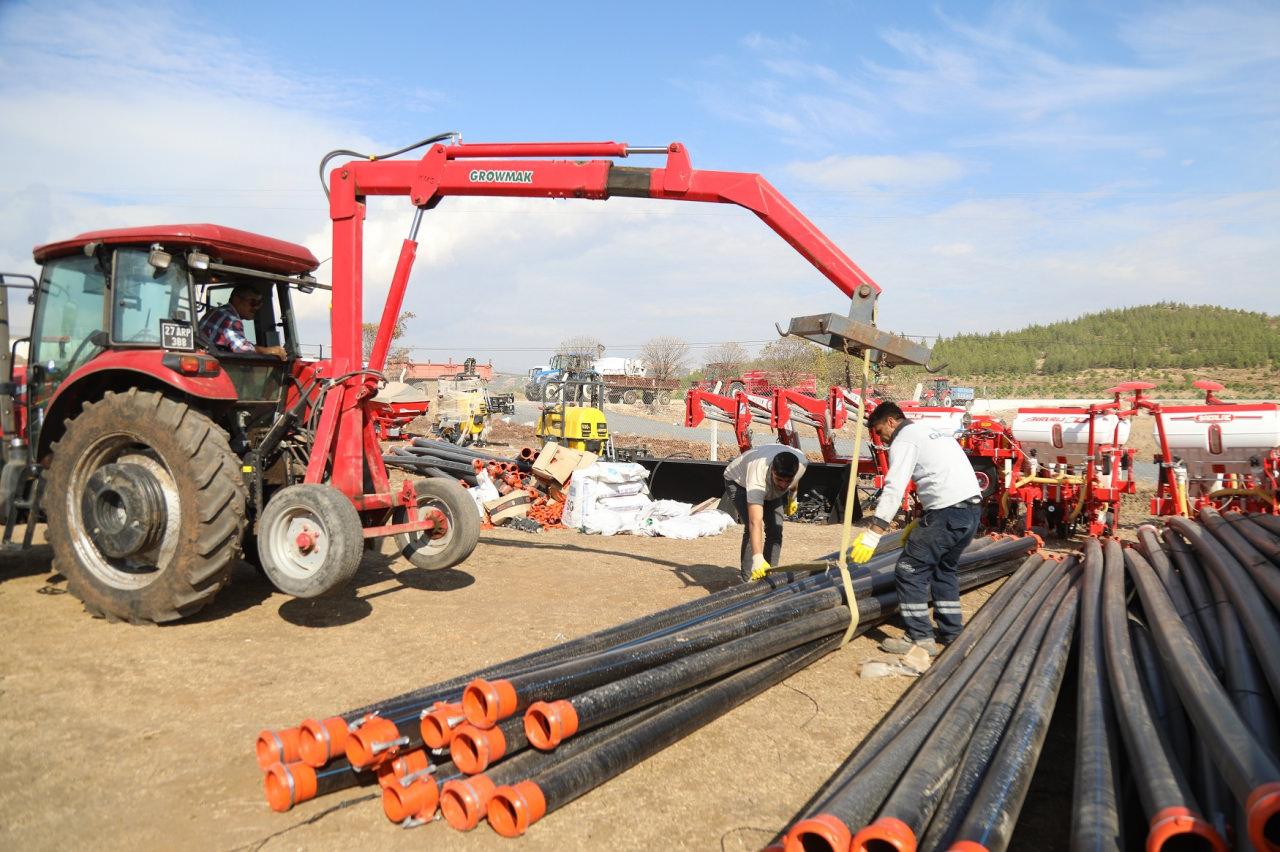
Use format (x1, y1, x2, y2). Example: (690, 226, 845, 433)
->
(486, 635, 841, 837)
(1128, 618, 1193, 791)
(398, 442, 533, 474)
(939, 577, 1080, 852)
(1200, 507, 1280, 610)
(770, 551, 1049, 846)
(383, 451, 480, 480)
(263, 757, 375, 812)
(1251, 512, 1280, 537)
(1110, 546, 1224, 851)
(411, 437, 523, 462)
(1138, 526, 1215, 669)
(1168, 516, 1280, 705)
(861, 570, 1076, 852)
(1066, 538, 1123, 852)
(1124, 547, 1280, 852)
(1160, 528, 1226, 674)
(1224, 512, 1280, 565)
(781, 555, 1065, 852)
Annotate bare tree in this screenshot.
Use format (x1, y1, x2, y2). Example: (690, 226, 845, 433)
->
(759, 337, 821, 388)
(363, 310, 417, 367)
(640, 336, 691, 383)
(703, 342, 750, 381)
(557, 335, 604, 358)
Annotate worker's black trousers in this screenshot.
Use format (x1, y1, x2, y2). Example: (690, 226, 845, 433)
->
(895, 501, 982, 642)
(724, 482, 785, 581)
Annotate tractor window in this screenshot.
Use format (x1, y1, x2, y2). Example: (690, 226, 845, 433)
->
(31, 254, 108, 386)
(203, 287, 258, 343)
(111, 248, 194, 346)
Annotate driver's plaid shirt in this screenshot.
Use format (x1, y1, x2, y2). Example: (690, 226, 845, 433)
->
(199, 304, 254, 354)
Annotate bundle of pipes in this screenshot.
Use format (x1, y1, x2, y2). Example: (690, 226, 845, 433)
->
(776, 507, 1280, 852)
(254, 534, 1039, 837)
(382, 438, 565, 529)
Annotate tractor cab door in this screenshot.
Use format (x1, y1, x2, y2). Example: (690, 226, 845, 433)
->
(27, 253, 110, 442)
(198, 283, 292, 407)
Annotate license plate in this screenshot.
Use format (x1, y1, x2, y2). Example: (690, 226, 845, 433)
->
(160, 320, 194, 350)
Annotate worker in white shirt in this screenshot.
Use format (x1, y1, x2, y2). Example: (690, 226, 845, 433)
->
(723, 444, 808, 583)
(849, 401, 982, 656)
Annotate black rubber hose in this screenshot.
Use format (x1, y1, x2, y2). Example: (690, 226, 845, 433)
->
(1199, 553, 1280, 760)
(410, 437, 522, 463)
(1110, 546, 1221, 849)
(1251, 512, 1280, 537)
(1137, 525, 1215, 664)
(782, 558, 1068, 848)
(399, 442, 532, 472)
(485, 635, 842, 837)
(1200, 507, 1280, 610)
(1160, 528, 1226, 675)
(942, 577, 1081, 852)
(1167, 516, 1280, 705)
(382, 454, 480, 485)
(1123, 547, 1280, 851)
(1224, 512, 1280, 566)
(872, 570, 1075, 850)
(772, 552, 1051, 841)
(1128, 617, 1193, 786)
(1068, 537, 1124, 851)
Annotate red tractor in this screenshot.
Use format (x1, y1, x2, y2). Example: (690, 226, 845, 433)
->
(0, 137, 928, 623)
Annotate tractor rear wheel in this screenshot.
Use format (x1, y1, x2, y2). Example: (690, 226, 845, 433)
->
(393, 478, 480, 570)
(256, 484, 364, 598)
(47, 389, 247, 623)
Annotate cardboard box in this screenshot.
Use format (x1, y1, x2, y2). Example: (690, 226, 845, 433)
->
(532, 442, 597, 485)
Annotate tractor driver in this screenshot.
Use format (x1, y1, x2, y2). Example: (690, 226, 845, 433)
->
(723, 444, 807, 583)
(199, 284, 287, 360)
(848, 401, 982, 657)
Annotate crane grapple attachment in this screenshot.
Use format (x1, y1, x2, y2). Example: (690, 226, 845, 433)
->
(783, 311, 932, 367)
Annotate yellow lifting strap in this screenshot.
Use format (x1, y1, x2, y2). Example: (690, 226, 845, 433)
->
(836, 308, 876, 647)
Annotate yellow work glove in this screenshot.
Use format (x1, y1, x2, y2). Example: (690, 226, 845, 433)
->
(785, 494, 799, 516)
(749, 553, 771, 581)
(900, 519, 919, 543)
(849, 530, 882, 564)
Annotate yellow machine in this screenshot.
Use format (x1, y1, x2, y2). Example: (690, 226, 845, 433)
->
(536, 375, 610, 454)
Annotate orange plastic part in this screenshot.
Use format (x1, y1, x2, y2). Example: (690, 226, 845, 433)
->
(377, 748, 431, 789)
(1147, 806, 1225, 852)
(524, 700, 579, 750)
(298, 716, 348, 768)
(441, 774, 497, 831)
(255, 727, 302, 770)
(344, 715, 401, 769)
(785, 813, 852, 852)
(420, 701, 466, 749)
(462, 678, 518, 728)
(851, 816, 916, 852)
(264, 761, 317, 813)
(451, 723, 508, 774)
(948, 842, 990, 852)
(1246, 782, 1280, 852)
(381, 775, 439, 823)
(487, 780, 548, 838)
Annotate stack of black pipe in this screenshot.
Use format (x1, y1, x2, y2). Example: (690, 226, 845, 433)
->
(382, 437, 531, 486)
(254, 534, 1038, 838)
(775, 508, 1280, 852)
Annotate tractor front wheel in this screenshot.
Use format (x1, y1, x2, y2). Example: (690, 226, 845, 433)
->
(393, 478, 480, 570)
(47, 390, 247, 623)
(256, 484, 365, 598)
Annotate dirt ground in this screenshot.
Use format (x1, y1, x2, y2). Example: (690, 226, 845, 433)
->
(0, 522, 1019, 851)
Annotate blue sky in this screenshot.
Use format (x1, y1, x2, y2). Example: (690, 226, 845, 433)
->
(1, 0, 1276, 371)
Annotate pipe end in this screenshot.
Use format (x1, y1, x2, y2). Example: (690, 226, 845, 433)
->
(1148, 806, 1225, 852)
(851, 817, 916, 852)
(451, 724, 506, 774)
(1247, 782, 1280, 852)
(420, 701, 464, 749)
(255, 727, 301, 770)
(381, 776, 439, 824)
(488, 780, 546, 838)
(377, 748, 431, 789)
(949, 843, 990, 852)
(784, 813, 852, 852)
(264, 761, 317, 813)
(344, 716, 400, 769)
(441, 775, 496, 831)
(298, 716, 347, 768)
(525, 700, 578, 750)
(462, 678, 517, 728)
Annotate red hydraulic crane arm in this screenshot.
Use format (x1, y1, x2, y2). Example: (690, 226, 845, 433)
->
(317, 141, 882, 503)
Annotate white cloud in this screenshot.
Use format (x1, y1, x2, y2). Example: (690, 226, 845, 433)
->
(787, 153, 968, 191)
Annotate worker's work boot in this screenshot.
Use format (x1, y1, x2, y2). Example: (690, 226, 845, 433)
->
(880, 636, 941, 657)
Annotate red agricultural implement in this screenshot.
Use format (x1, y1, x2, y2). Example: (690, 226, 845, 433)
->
(0, 137, 929, 622)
